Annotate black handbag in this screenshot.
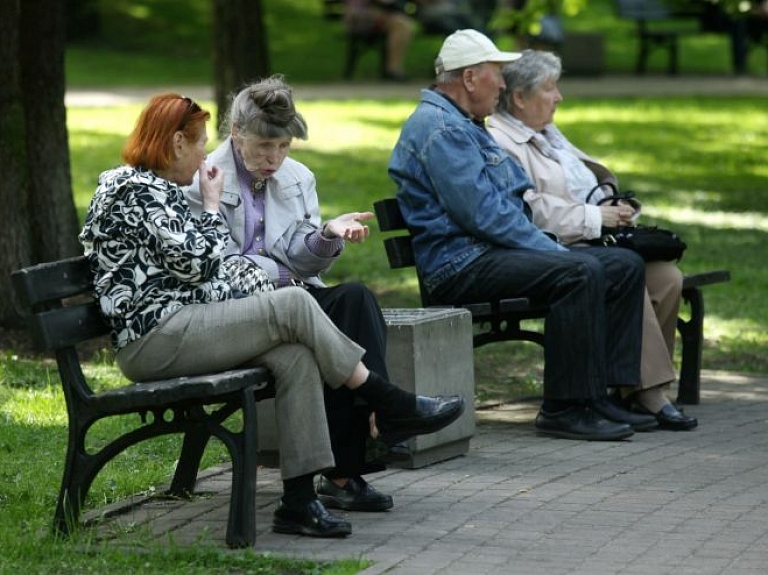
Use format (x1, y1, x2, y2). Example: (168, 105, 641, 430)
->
(586, 184, 687, 262)
(593, 225, 687, 262)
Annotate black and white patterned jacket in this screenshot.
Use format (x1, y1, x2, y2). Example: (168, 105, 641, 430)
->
(79, 165, 272, 350)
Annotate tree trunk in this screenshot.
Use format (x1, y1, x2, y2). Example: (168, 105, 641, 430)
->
(21, 0, 80, 264)
(0, 0, 79, 327)
(212, 0, 270, 131)
(0, 0, 33, 329)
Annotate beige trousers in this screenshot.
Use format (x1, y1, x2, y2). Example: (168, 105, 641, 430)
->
(639, 261, 683, 389)
(117, 287, 366, 480)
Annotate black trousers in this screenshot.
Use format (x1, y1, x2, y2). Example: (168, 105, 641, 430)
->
(309, 282, 389, 478)
(431, 246, 645, 401)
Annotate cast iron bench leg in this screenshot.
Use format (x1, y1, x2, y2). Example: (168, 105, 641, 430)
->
(224, 385, 260, 548)
(677, 286, 704, 405)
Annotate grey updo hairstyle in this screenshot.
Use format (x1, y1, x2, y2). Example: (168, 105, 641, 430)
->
(221, 75, 308, 141)
(497, 50, 562, 113)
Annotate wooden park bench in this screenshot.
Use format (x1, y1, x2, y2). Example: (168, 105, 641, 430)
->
(615, 0, 767, 74)
(374, 197, 731, 405)
(11, 256, 276, 548)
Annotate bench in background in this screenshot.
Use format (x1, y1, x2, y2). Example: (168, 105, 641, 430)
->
(615, 0, 767, 74)
(11, 256, 276, 548)
(322, 0, 388, 79)
(374, 197, 731, 405)
(321, 0, 469, 79)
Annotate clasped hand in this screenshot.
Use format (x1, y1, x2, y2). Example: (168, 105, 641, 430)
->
(600, 203, 637, 228)
(322, 212, 374, 242)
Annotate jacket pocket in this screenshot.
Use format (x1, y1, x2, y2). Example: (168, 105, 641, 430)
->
(273, 182, 302, 200)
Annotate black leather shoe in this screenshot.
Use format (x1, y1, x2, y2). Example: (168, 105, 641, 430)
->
(272, 499, 351, 537)
(535, 405, 635, 441)
(317, 476, 394, 512)
(651, 403, 698, 431)
(378, 395, 465, 442)
(592, 397, 658, 431)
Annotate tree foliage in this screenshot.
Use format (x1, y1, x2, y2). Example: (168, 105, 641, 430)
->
(491, 0, 589, 38)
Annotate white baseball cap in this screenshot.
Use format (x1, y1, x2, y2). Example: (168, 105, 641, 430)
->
(435, 29, 521, 74)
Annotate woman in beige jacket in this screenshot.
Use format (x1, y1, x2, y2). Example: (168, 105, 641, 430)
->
(487, 50, 696, 431)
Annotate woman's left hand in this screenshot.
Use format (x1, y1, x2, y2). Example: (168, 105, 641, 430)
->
(199, 162, 224, 212)
(322, 212, 374, 242)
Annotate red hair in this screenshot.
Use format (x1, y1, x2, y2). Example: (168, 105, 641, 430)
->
(121, 93, 211, 171)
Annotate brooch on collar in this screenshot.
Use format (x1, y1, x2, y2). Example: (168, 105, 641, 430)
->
(251, 178, 266, 194)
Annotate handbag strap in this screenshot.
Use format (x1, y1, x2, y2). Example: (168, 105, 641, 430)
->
(597, 191, 636, 206)
(585, 181, 618, 204)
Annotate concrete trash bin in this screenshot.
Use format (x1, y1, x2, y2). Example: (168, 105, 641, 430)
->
(382, 308, 475, 468)
(255, 307, 476, 469)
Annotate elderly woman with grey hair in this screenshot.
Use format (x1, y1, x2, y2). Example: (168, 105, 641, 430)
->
(186, 76, 465, 532)
(487, 50, 696, 431)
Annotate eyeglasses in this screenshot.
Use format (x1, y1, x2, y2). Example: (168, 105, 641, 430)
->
(176, 96, 201, 131)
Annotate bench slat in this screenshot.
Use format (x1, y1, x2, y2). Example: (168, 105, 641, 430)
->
(383, 236, 415, 269)
(375, 197, 408, 231)
(92, 367, 275, 415)
(683, 269, 731, 290)
(11, 255, 92, 309)
(29, 301, 109, 350)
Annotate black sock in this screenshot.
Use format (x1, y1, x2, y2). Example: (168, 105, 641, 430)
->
(354, 371, 416, 419)
(282, 473, 316, 508)
(542, 399, 579, 413)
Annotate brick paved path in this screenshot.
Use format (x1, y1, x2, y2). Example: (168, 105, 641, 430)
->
(89, 372, 768, 575)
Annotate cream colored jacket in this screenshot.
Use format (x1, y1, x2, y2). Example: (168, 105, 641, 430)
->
(487, 111, 620, 246)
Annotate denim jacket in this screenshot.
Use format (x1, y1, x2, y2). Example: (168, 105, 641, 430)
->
(388, 89, 565, 293)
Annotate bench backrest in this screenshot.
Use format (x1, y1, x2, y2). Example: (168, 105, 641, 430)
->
(373, 198, 435, 306)
(11, 256, 109, 351)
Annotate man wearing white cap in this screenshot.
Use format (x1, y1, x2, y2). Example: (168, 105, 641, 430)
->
(389, 30, 656, 441)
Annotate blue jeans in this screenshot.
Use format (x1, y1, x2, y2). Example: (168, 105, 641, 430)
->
(430, 246, 645, 401)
